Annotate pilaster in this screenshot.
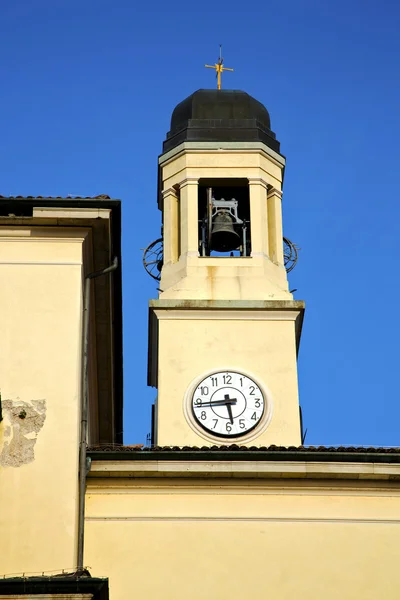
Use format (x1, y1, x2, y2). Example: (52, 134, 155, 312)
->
(249, 178, 269, 258)
(162, 187, 179, 264)
(179, 178, 199, 257)
(267, 187, 284, 266)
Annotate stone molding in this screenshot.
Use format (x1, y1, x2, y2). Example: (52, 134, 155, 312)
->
(159, 141, 286, 169)
(248, 177, 268, 190)
(178, 177, 199, 189)
(88, 459, 400, 481)
(153, 309, 301, 321)
(162, 187, 179, 199)
(267, 187, 283, 200)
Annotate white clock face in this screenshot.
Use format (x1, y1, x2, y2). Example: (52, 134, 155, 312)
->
(191, 371, 265, 438)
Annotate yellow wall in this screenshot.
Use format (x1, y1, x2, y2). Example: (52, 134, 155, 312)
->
(0, 227, 87, 573)
(85, 475, 400, 600)
(154, 309, 301, 447)
(160, 145, 285, 191)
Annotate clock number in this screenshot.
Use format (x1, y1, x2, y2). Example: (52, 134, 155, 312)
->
(192, 371, 264, 438)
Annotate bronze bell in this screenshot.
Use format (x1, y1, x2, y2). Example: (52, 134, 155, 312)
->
(210, 210, 241, 252)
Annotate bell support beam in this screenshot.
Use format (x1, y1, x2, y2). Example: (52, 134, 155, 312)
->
(267, 187, 284, 266)
(162, 187, 179, 265)
(179, 178, 199, 258)
(249, 178, 269, 258)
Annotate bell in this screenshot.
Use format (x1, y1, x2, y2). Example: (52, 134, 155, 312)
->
(210, 210, 241, 252)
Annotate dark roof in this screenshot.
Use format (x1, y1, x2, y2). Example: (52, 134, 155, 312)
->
(0, 195, 117, 216)
(0, 195, 119, 218)
(0, 573, 108, 600)
(88, 444, 400, 464)
(163, 89, 280, 154)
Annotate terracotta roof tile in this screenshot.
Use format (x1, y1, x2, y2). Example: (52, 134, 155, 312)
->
(87, 444, 400, 454)
(86, 445, 400, 465)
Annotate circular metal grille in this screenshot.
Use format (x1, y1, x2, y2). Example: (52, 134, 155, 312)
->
(142, 238, 163, 281)
(283, 236, 299, 273)
(142, 236, 299, 280)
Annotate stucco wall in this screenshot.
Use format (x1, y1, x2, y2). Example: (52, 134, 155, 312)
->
(0, 228, 86, 573)
(85, 476, 400, 600)
(155, 312, 301, 447)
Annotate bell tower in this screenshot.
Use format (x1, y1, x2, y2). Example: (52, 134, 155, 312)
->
(147, 89, 304, 447)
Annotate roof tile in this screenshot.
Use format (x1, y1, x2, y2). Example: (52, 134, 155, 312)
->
(87, 444, 400, 454)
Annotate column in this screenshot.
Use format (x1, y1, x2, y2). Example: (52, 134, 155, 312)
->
(162, 187, 179, 264)
(249, 178, 269, 258)
(179, 178, 199, 257)
(267, 187, 284, 266)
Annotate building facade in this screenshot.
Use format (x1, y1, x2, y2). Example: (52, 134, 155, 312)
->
(1, 90, 400, 600)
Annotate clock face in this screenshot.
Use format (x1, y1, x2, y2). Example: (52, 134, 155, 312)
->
(191, 371, 265, 438)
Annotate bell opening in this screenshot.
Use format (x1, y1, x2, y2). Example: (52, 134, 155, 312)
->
(198, 178, 251, 257)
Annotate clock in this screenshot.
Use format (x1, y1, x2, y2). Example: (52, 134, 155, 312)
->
(190, 370, 266, 438)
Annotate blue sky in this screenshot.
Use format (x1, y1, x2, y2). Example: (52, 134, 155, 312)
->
(1, 0, 400, 446)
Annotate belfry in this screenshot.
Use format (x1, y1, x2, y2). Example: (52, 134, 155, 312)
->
(146, 88, 305, 447)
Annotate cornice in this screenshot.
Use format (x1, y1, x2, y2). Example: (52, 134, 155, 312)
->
(88, 457, 400, 482)
(248, 177, 268, 190)
(178, 177, 199, 188)
(0, 227, 90, 243)
(149, 299, 305, 311)
(162, 187, 179, 199)
(159, 141, 286, 170)
(267, 187, 283, 200)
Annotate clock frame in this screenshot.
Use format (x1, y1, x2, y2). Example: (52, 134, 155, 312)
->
(183, 369, 273, 443)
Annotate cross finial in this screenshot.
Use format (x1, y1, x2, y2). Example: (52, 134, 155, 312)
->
(205, 45, 234, 90)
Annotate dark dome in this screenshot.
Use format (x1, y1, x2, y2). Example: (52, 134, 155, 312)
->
(163, 89, 280, 154)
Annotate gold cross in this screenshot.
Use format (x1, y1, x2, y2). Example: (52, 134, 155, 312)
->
(205, 46, 234, 90)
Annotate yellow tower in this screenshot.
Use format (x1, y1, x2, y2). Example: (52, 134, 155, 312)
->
(148, 89, 304, 447)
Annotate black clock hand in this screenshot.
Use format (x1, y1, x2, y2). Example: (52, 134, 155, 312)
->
(226, 402, 234, 424)
(197, 399, 237, 407)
